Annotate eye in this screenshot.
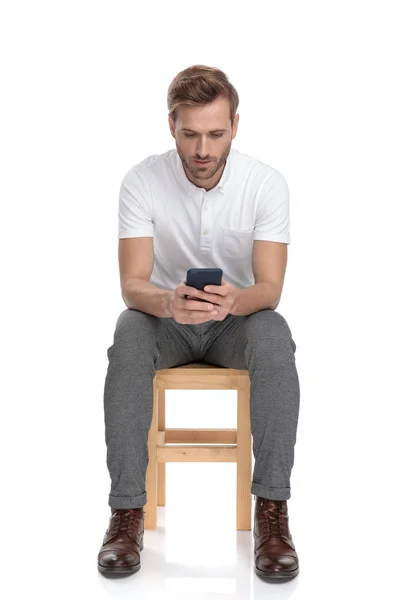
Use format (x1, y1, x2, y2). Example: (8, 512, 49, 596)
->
(183, 133, 224, 138)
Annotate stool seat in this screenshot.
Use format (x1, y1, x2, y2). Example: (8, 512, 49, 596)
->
(144, 362, 252, 530)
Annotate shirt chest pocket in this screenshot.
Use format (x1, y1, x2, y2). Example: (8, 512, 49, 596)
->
(222, 227, 254, 260)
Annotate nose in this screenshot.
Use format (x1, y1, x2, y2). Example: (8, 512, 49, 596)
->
(195, 136, 211, 159)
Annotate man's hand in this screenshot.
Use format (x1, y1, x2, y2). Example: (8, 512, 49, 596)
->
(167, 282, 221, 324)
(191, 277, 238, 321)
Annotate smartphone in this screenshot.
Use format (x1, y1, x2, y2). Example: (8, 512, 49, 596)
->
(184, 268, 223, 302)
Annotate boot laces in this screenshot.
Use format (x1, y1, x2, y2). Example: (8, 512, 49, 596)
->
(259, 500, 289, 539)
(110, 508, 143, 536)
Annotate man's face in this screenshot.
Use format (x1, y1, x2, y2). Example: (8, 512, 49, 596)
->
(169, 96, 239, 190)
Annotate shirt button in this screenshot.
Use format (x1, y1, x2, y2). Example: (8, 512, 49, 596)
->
(203, 230, 208, 235)
(204, 206, 208, 211)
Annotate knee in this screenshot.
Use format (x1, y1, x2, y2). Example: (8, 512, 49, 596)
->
(115, 308, 153, 332)
(108, 309, 157, 356)
(245, 309, 297, 353)
(246, 309, 290, 335)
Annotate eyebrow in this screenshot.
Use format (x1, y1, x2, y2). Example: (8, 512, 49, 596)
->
(181, 128, 227, 133)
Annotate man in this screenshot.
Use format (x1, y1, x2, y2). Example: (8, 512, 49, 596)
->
(97, 65, 301, 582)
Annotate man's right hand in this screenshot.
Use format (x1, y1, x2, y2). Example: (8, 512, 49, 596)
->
(167, 282, 220, 324)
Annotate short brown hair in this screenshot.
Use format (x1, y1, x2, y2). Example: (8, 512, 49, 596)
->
(167, 64, 239, 126)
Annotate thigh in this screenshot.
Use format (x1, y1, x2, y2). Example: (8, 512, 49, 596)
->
(155, 315, 202, 369)
(200, 313, 248, 369)
(201, 309, 296, 369)
(108, 309, 198, 370)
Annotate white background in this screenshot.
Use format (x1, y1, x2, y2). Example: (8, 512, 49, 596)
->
(1, 1, 399, 598)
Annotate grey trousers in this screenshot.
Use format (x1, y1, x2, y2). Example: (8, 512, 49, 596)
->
(103, 308, 300, 509)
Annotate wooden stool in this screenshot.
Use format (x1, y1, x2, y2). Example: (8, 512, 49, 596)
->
(144, 362, 252, 531)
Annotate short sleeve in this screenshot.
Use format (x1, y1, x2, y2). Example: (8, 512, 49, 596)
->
(253, 170, 291, 244)
(118, 167, 154, 238)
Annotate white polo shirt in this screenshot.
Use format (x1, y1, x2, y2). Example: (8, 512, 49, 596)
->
(118, 146, 290, 290)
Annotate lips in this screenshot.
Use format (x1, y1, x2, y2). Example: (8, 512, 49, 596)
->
(194, 160, 211, 164)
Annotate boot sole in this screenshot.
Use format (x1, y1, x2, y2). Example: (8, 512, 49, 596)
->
(98, 537, 144, 575)
(255, 563, 299, 580)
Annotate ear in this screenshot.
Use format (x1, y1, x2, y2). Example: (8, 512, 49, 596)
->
(168, 115, 176, 139)
(232, 114, 239, 139)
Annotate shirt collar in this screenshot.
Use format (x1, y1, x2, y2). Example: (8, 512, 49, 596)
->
(175, 147, 235, 195)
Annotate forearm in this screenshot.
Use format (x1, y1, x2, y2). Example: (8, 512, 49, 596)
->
(230, 282, 280, 316)
(122, 278, 173, 318)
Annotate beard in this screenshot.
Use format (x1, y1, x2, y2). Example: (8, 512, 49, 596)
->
(176, 141, 232, 181)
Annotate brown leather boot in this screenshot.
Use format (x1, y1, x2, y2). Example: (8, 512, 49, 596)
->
(253, 497, 299, 580)
(97, 507, 145, 575)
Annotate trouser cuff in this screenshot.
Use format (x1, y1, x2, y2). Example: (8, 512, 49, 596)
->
(109, 491, 147, 509)
(251, 482, 290, 501)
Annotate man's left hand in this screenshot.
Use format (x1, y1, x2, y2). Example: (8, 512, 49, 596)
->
(189, 277, 238, 321)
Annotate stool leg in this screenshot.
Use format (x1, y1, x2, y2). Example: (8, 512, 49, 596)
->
(157, 389, 166, 506)
(144, 376, 158, 530)
(236, 377, 252, 530)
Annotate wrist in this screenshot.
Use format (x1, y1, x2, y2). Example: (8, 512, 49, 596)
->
(165, 291, 174, 318)
(230, 289, 241, 316)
